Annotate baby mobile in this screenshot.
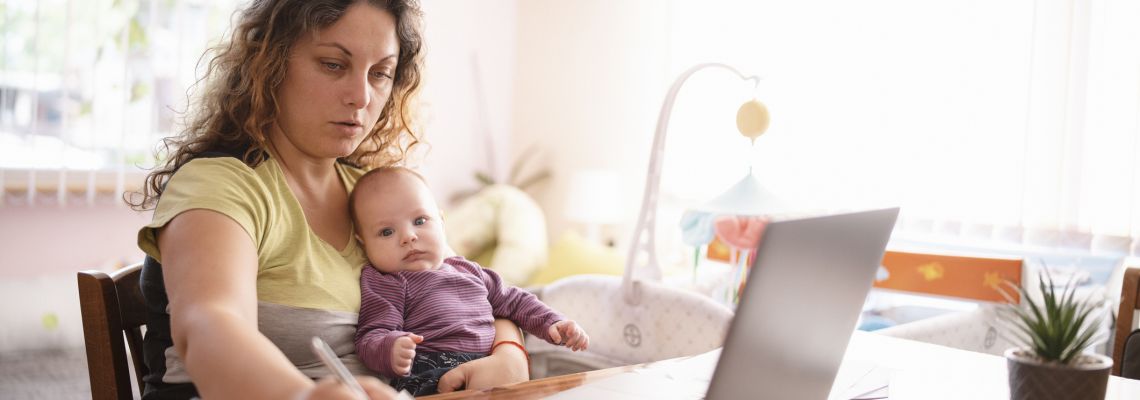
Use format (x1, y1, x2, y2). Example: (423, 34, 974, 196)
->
(679, 96, 776, 305)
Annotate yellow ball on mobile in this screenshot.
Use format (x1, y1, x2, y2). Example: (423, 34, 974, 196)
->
(736, 99, 770, 140)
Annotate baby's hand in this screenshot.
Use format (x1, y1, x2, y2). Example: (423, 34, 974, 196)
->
(548, 320, 589, 351)
(391, 333, 423, 376)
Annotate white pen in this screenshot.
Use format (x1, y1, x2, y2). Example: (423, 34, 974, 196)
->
(309, 337, 414, 400)
(311, 337, 368, 399)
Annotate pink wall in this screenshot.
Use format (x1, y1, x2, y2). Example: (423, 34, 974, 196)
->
(0, 203, 152, 279)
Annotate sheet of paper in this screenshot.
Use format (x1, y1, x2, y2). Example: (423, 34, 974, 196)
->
(549, 349, 895, 400)
(652, 348, 721, 383)
(827, 358, 895, 400)
(828, 358, 875, 399)
(841, 363, 894, 400)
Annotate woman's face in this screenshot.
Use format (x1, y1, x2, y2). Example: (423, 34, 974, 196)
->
(272, 3, 400, 161)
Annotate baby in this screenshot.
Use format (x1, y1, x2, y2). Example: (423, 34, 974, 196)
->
(350, 167, 588, 396)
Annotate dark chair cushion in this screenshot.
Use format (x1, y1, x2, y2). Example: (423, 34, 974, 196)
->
(1124, 329, 1140, 380)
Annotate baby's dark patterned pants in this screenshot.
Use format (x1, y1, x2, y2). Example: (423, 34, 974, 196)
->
(391, 351, 486, 396)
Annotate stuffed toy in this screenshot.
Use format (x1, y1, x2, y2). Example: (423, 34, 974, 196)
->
(444, 184, 548, 285)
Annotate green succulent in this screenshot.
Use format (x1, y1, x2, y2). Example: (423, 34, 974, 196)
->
(997, 271, 1104, 365)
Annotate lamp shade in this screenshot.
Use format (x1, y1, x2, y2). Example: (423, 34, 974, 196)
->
(564, 169, 623, 224)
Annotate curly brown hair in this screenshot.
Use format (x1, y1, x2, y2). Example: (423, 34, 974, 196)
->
(129, 0, 424, 210)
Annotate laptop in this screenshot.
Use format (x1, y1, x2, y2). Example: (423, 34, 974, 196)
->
(706, 207, 899, 399)
(547, 208, 899, 400)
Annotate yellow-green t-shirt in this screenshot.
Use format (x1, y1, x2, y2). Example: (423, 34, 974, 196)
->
(137, 156, 377, 380)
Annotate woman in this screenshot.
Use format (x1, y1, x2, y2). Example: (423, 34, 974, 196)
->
(131, 1, 530, 399)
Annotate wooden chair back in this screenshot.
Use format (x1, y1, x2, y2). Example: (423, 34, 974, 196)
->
(1113, 266, 1140, 377)
(873, 250, 1024, 303)
(78, 263, 149, 400)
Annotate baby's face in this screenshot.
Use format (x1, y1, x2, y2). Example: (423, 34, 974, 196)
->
(353, 172, 447, 273)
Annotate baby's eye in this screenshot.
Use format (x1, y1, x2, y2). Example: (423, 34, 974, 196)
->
(380, 228, 394, 237)
(414, 217, 427, 226)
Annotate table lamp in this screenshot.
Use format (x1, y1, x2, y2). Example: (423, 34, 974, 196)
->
(623, 63, 776, 303)
(564, 169, 622, 245)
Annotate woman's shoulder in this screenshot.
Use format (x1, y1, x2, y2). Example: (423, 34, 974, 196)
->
(154, 157, 288, 219)
(167, 157, 282, 193)
(176, 156, 262, 180)
(141, 157, 283, 265)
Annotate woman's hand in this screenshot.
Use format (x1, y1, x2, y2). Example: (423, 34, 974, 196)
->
(303, 376, 397, 400)
(435, 343, 529, 393)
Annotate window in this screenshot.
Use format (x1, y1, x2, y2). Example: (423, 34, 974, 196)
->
(0, 0, 240, 205)
(662, 0, 1140, 257)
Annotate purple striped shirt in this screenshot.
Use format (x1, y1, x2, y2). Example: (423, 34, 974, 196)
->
(355, 257, 563, 378)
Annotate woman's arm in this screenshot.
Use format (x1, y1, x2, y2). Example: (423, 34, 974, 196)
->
(159, 209, 314, 399)
(436, 318, 530, 393)
(488, 317, 530, 379)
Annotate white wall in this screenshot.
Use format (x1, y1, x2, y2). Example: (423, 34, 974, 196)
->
(417, 0, 518, 206)
(511, 0, 672, 245)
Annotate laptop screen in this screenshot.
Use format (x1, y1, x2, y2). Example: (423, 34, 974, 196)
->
(707, 208, 899, 400)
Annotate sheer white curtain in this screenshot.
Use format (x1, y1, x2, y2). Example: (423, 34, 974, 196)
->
(662, 0, 1140, 257)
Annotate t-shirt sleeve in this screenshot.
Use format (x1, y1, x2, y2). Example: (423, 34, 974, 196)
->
(136, 158, 269, 262)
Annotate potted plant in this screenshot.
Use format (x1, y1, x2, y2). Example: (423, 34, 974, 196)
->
(998, 272, 1112, 400)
